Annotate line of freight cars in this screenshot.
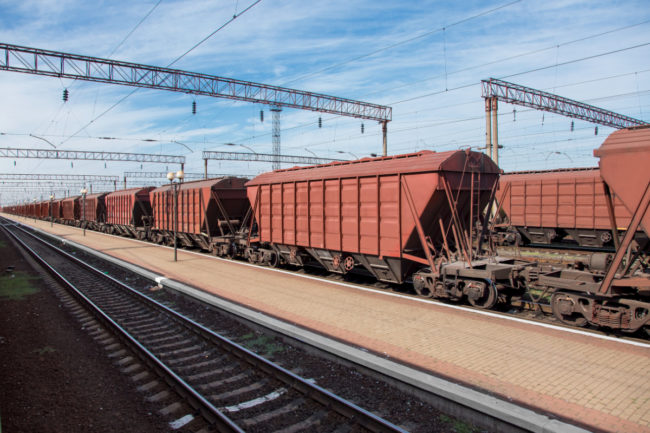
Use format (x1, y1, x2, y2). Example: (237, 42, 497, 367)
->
(3, 126, 650, 335)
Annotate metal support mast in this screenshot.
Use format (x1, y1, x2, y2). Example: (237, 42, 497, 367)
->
(271, 106, 282, 170)
(481, 78, 647, 163)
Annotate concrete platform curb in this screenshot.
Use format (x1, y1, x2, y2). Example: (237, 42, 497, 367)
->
(20, 220, 591, 433)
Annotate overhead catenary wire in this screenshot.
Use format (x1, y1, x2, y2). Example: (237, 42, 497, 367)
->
(58, 0, 264, 147)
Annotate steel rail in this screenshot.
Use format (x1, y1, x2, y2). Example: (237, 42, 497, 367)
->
(2, 222, 243, 432)
(4, 219, 408, 433)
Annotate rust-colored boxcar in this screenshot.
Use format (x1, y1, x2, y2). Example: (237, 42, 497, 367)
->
(150, 178, 249, 251)
(499, 168, 633, 247)
(61, 196, 80, 224)
(105, 187, 154, 238)
(246, 150, 500, 283)
(37, 201, 49, 219)
(51, 199, 63, 221)
(595, 125, 650, 238)
(79, 192, 107, 230)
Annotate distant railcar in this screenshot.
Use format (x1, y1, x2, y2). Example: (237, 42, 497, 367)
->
(79, 192, 108, 231)
(61, 196, 80, 225)
(105, 187, 154, 239)
(498, 168, 638, 247)
(149, 178, 250, 253)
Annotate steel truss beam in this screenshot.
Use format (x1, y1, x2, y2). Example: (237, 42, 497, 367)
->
(0, 181, 116, 186)
(0, 147, 185, 164)
(481, 78, 647, 129)
(0, 173, 119, 181)
(202, 151, 344, 165)
(123, 171, 237, 180)
(0, 43, 392, 123)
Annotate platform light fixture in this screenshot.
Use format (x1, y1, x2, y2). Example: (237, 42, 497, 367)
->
(167, 170, 184, 262)
(49, 194, 54, 227)
(80, 187, 87, 236)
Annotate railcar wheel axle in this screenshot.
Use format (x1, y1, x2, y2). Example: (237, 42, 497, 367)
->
(465, 281, 498, 309)
(551, 292, 588, 327)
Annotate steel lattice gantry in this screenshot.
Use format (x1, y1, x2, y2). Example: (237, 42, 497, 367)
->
(0, 147, 185, 169)
(0, 43, 393, 156)
(480, 78, 648, 164)
(123, 171, 237, 179)
(202, 150, 344, 169)
(121, 171, 242, 188)
(0, 173, 119, 182)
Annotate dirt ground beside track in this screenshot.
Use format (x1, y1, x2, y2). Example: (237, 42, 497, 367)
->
(0, 229, 168, 433)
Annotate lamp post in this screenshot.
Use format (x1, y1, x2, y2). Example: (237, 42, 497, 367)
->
(80, 187, 87, 236)
(167, 170, 185, 261)
(337, 150, 359, 159)
(49, 194, 54, 227)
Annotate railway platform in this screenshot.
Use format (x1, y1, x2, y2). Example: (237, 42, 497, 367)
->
(5, 214, 650, 433)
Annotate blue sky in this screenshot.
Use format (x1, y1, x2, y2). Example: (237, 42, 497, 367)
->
(0, 0, 649, 203)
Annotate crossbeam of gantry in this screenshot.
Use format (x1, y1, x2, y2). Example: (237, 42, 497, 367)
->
(0, 180, 118, 186)
(202, 151, 344, 165)
(481, 78, 647, 129)
(0, 147, 185, 165)
(123, 171, 239, 180)
(0, 43, 392, 123)
(0, 173, 119, 182)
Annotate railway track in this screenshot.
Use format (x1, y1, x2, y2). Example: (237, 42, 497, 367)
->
(2, 220, 408, 433)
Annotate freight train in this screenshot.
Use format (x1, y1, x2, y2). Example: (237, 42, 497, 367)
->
(3, 126, 649, 335)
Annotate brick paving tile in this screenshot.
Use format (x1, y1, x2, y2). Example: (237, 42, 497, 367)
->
(8, 215, 650, 433)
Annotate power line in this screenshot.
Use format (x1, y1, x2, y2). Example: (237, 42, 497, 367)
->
(281, 0, 523, 86)
(59, 0, 264, 146)
(361, 19, 650, 99)
(389, 41, 650, 105)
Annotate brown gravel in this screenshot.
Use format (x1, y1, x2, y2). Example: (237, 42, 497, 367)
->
(0, 229, 169, 433)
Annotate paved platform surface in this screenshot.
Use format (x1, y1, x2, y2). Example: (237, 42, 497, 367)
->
(7, 215, 650, 433)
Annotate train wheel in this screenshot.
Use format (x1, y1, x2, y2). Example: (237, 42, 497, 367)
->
(268, 251, 279, 268)
(343, 256, 355, 273)
(466, 281, 498, 309)
(551, 292, 588, 327)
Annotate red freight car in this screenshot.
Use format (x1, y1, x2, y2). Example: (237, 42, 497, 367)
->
(149, 178, 249, 252)
(51, 198, 63, 222)
(498, 168, 635, 247)
(546, 125, 650, 331)
(246, 150, 500, 285)
(79, 192, 107, 230)
(61, 196, 80, 225)
(105, 187, 154, 238)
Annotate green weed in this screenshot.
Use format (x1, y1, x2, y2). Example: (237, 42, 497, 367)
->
(0, 272, 40, 300)
(33, 346, 56, 356)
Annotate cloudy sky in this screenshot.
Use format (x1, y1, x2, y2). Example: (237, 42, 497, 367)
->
(0, 0, 648, 203)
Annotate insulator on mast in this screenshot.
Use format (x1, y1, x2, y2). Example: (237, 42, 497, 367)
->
(62, 88, 69, 102)
(595, 126, 598, 135)
(318, 117, 322, 128)
(361, 123, 364, 134)
(570, 121, 574, 131)
(192, 100, 197, 115)
(260, 110, 264, 122)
